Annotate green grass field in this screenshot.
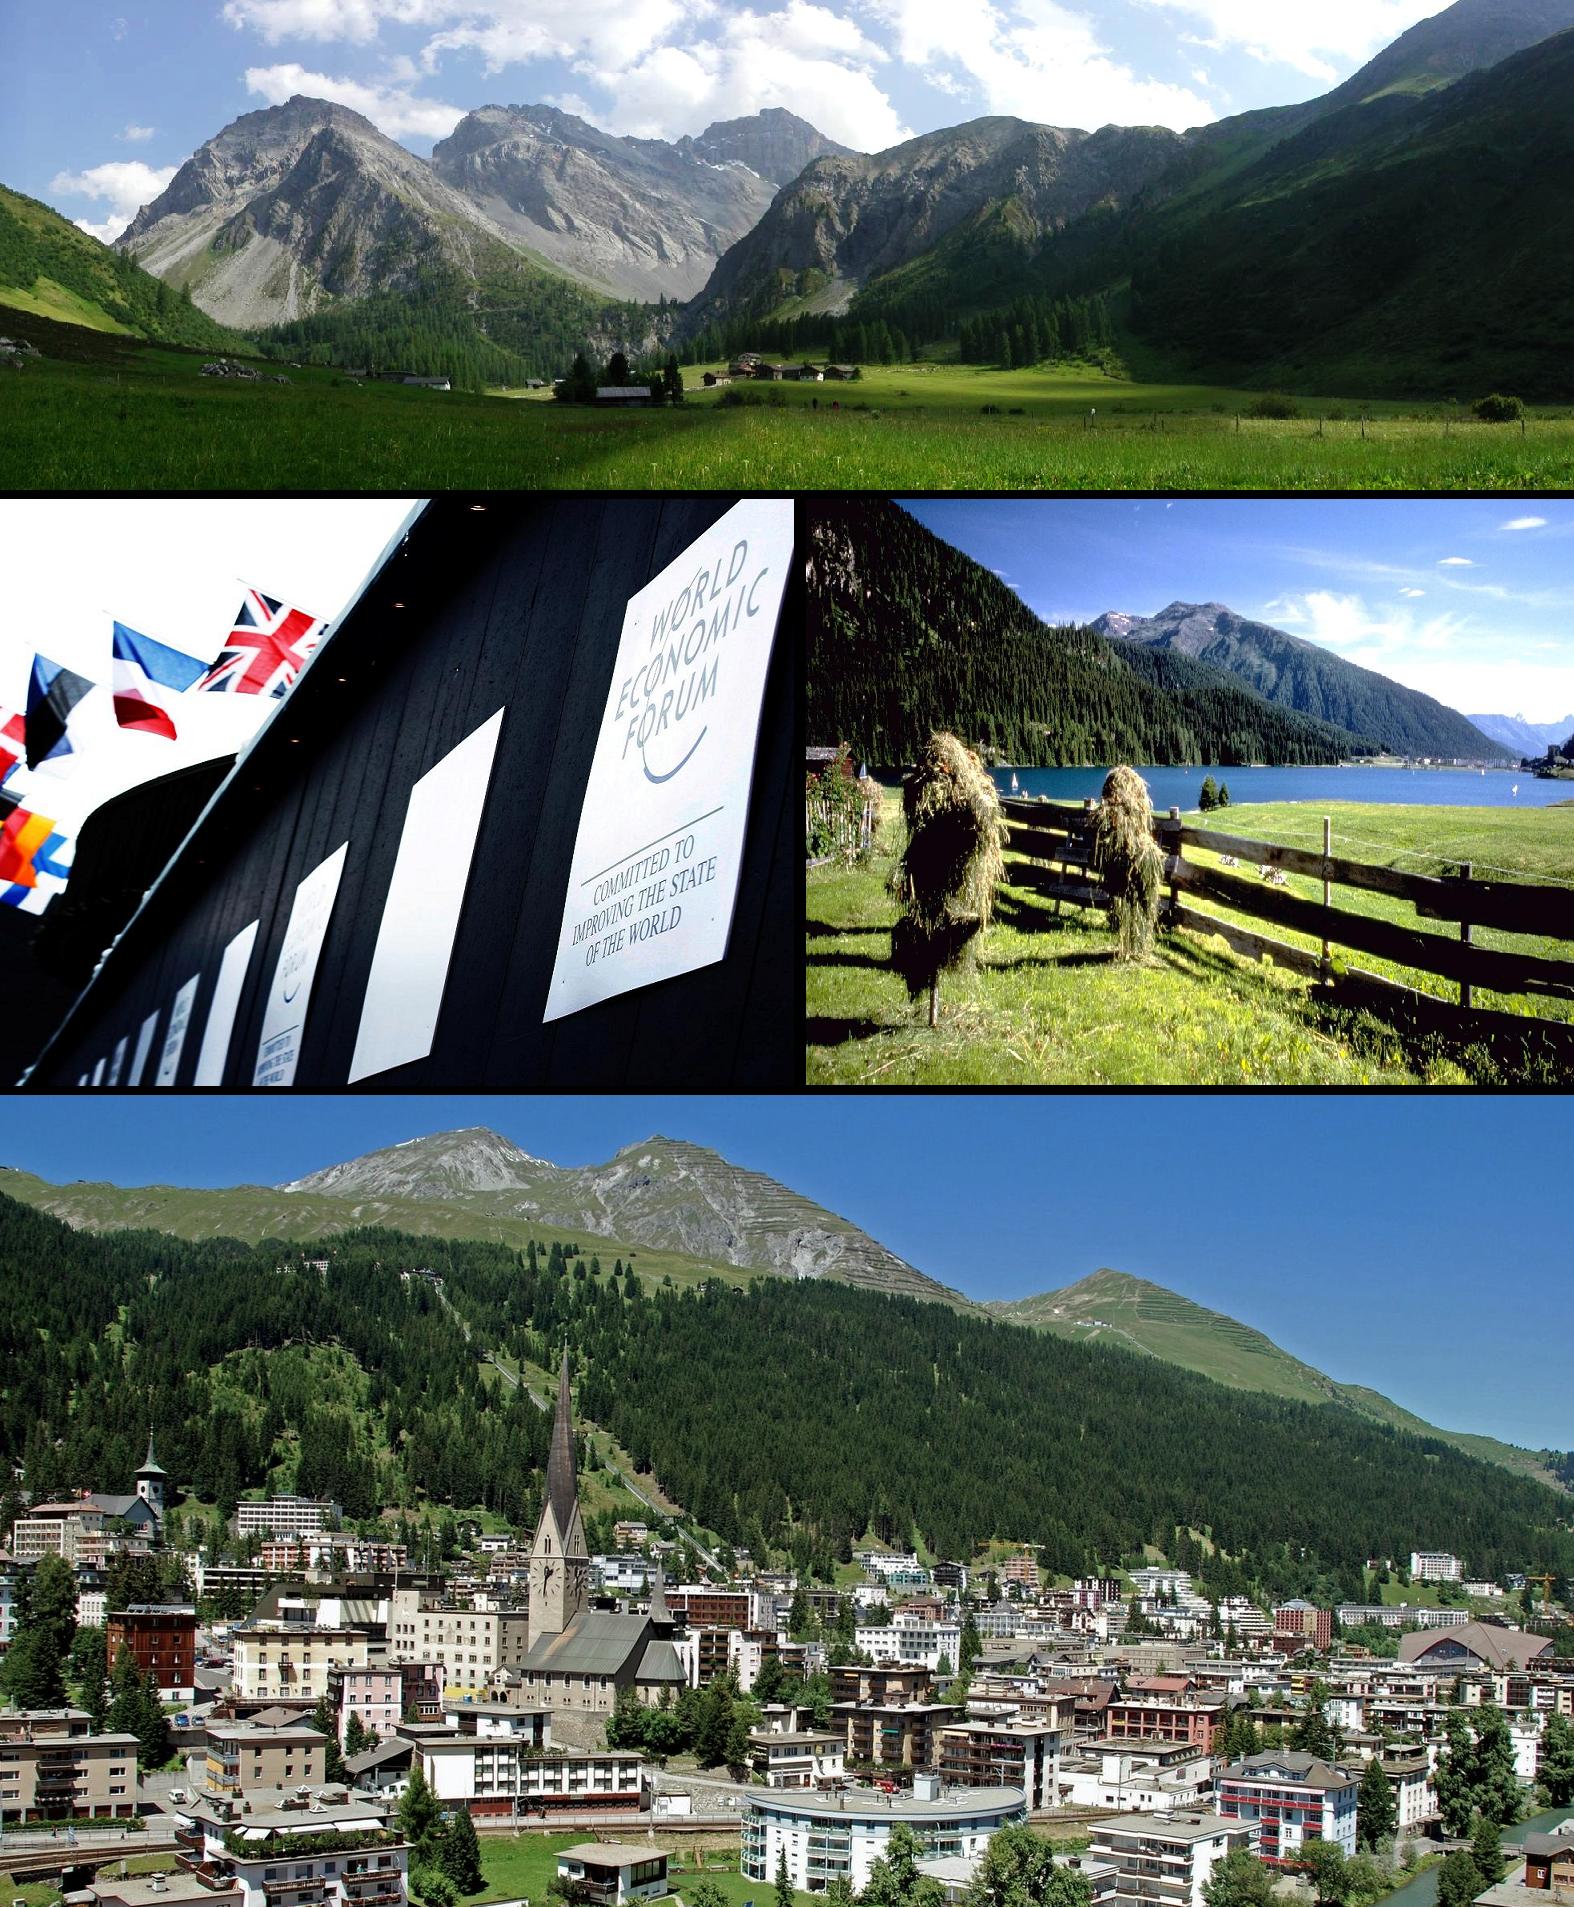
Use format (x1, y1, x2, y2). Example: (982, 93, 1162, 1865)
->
(807, 797, 1574, 1087)
(4, 322, 1572, 490)
(472, 1835, 772, 1907)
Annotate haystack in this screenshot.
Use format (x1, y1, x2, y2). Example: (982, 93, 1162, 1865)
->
(890, 732, 1009, 1024)
(1093, 764, 1164, 962)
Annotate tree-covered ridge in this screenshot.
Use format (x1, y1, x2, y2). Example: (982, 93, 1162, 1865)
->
(5, 1193, 1572, 1608)
(0, 185, 243, 350)
(805, 499, 1372, 767)
(0, 1197, 550, 1525)
(254, 260, 654, 387)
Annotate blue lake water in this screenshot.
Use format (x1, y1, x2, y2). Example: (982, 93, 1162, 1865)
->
(990, 764, 1572, 811)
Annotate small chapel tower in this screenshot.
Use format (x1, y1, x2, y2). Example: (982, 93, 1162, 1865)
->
(135, 1428, 167, 1521)
(528, 1349, 590, 1641)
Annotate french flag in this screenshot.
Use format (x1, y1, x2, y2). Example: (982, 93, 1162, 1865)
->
(111, 623, 208, 739)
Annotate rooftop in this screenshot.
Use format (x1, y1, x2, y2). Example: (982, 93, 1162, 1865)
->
(558, 1845, 671, 1867)
(745, 1785, 1024, 1821)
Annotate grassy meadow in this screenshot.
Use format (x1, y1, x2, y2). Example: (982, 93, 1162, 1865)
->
(4, 315, 1573, 490)
(807, 796, 1574, 1087)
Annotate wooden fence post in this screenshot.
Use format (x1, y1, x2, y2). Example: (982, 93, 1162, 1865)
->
(1162, 805, 1184, 924)
(1459, 862, 1473, 1010)
(1322, 816, 1332, 979)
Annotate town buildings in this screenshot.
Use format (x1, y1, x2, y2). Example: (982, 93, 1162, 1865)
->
(1214, 1752, 1359, 1864)
(203, 1718, 329, 1797)
(233, 1497, 343, 1539)
(0, 1707, 138, 1820)
(174, 1796, 408, 1907)
(1090, 1812, 1258, 1907)
(106, 1603, 198, 1701)
(742, 1773, 1026, 1893)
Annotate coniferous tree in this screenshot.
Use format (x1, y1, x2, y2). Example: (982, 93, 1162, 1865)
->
(440, 1806, 484, 1895)
(1357, 1757, 1397, 1852)
(1541, 1712, 1574, 1806)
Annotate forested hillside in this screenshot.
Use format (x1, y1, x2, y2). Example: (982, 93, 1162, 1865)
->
(0, 185, 242, 349)
(806, 499, 1372, 767)
(5, 1194, 1570, 1607)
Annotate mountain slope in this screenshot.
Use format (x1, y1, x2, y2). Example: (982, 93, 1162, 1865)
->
(0, 183, 243, 348)
(992, 1268, 1560, 1488)
(1117, 28, 1574, 395)
(0, 1129, 970, 1310)
(279, 1128, 970, 1305)
(1091, 604, 1510, 761)
(807, 499, 1376, 768)
(5, 1191, 1572, 1592)
(1468, 712, 1574, 756)
(117, 97, 545, 329)
(685, 116, 1185, 327)
(429, 104, 847, 300)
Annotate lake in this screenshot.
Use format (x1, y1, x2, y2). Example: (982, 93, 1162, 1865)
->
(989, 764, 1571, 811)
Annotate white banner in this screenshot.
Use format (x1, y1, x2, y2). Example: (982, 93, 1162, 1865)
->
(543, 498, 792, 1022)
(194, 919, 259, 1087)
(156, 973, 200, 1086)
(127, 1008, 159, 1087)
(348, 707, 504, 1084)
(253, 843, 347, 1086)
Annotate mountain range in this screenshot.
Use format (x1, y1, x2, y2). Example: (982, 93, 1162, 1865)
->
(114, 97, 843, 328)
(1090, 604, 1511, 761)
(8, 0, 1569, 390)
(0, 1126, 1559, 1494)
(1467, 712, 1574, 755)
(683, 0, 1574, 395)
(807, 499, 1501, 767)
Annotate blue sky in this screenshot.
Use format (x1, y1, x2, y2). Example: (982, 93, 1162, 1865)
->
(3, 1094, 1568, 1452)
(901, 498, 1574, 723)
(6, 0, 1461, 242)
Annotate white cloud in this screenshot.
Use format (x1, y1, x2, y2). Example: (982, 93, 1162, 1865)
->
(1135, 0, 1446, 84)
(1399, 587, 1425, 598)
(223, 0, 395, 44)
(49, 160, 179, 243)
(567, 6, 908, 145)
(1438, 556, 1474, 567)
(244, 62, 466, 138)
(872, 0, 1215, 130)
(1503, 516, 1548, 532)
(120, 124, 157, 143)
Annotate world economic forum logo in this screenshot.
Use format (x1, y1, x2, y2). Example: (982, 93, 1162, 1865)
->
(615, 535, 775, 784)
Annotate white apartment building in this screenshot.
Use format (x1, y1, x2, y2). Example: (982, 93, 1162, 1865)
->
(855, 1619, 961, 1671)
(387, 1589, 529, 1695)
(742, 1774, 1026, 1894)
(175, 1798, 407, 1907)
(1409, 1553, 1464, 1583)
(1090, 1812, 1258, 1907)
(232, 1620, 370, 1702)
(417, 1739, 645, 1817)
(233, 1496, 342, 1538)
(1057, 1744, 1214, 1815)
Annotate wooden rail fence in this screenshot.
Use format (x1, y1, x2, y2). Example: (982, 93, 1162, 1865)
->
(1000, 796, 1574, 1035)
(806, 787, 880, 866)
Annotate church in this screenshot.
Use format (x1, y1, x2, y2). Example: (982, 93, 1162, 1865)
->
(505, 1351, 686, 1722)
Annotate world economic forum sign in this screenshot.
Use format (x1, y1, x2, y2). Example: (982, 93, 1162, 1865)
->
(544, 497, 793, 1022)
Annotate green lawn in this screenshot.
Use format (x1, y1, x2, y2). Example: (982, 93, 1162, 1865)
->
(807, 797, 1574, 1086)
(5, 338, 1574, 490)
(473, 1837, 776, 1907)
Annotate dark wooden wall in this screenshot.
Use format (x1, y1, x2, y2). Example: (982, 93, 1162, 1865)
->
(27, 495, 796, 1090)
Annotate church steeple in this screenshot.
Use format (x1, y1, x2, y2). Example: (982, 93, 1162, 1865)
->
(527, 1347, 589, 1641)
(545, 1346, 579, 1532)
(136, 1427, 167, 1520)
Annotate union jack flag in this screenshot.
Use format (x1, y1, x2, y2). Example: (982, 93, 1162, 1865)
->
(197, 587, 328, 699)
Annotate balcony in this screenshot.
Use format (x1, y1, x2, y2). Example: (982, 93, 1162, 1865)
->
(263, 1882, 327, 1901)
(176, 1859, 238, 1891)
